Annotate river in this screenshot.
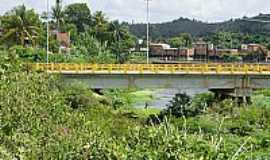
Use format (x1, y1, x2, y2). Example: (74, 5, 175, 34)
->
(133, 88, 208, 109)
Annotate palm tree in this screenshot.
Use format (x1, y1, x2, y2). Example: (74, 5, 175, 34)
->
(52, 0, 64, 31)
(109, 20, 128, 43)
(93, 11, 107, 27)
(1, 5, 41, 46)
(92, 11, 109, 43)
(108, 21, 131, 63)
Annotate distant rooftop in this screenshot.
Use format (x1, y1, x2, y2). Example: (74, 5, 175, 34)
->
(151, 43, 171, 49)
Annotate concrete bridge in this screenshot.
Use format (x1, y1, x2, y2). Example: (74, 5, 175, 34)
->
(31, 63, 270, 98)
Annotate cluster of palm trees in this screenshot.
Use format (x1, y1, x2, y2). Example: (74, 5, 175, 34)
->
(0, 1, 135, 56)
(0, 5, 41, 46)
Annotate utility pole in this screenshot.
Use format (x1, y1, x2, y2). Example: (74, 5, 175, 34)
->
(146, 0, 151, 64)
(46, 0, 50, 64)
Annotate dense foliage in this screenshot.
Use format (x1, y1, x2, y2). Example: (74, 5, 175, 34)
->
(0, 5, 42, 46)
(1, 52, 270, 159)
(1, 2, 270, 159)
(129, 14, 270, 40)
(0, 3, 136, 64)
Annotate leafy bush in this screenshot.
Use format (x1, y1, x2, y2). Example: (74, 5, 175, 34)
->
(210, 99, 235, 115)
(163, 92, 215, 118)
(63, 82, 100, 109)
(191, 92, 216, 113)
(103, 89, 132, 109)
(8, 45, 46, 62)
(165, 92, 192, 117)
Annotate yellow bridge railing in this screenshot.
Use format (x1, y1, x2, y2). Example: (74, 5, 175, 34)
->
(29, 63, 270, 75)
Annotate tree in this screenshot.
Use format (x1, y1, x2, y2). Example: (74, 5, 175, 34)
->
(180, 33, 193, 47)
(91, 11, 110, 43)
(1, 5, 42, 46)
(167, 37, 185, 48)
(108, 21, 135, 63)
(165, 92, 192, 117)
(161, 92, 214, 118)
(64, 3, 91, 32)
(92, 11, 107, 27)
(74, 30, 107, 57)
(210, 32, 235, 49)
(52, 0, 64, 31)
(108, 21, 126, 42)
(166, 33, 193, 48)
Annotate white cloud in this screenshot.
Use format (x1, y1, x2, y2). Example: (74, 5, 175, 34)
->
(0, 0, 270, 23)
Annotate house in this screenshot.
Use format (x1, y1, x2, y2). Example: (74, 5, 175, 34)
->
(241, 43, 270, 62)
(193, 40, 210, 59)
(241, 44, 267, 53)
(149, 43, 194, 61)
(57, 32, 70, 48)
(215, 49, 239, 56)
(150, 43, 171, 57)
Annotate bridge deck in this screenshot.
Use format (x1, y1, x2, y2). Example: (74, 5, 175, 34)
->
(31, 63, 270, 75)
(29, 63, 270, 91)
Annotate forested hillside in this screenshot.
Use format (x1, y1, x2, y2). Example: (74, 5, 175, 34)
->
(129, 14, 270, 40)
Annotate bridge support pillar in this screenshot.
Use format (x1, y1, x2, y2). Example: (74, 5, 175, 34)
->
(210, 75, 252, 104)
(210, 88, 252, 105)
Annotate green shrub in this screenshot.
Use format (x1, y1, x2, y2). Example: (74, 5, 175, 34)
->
(7, 45, 47, 62)
(103, 89, 132, 109)
(210, 99, 235, 115)
(63, 82, 100, 109)
(162, 92, 216, 118)
(192, 92, 216, 112)
(165, 92, 192, 117)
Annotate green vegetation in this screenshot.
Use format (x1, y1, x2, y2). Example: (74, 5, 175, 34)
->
(0, 3, 136, 64)
(0, 5, 42, 46)
(1, 51, 270, 159)
(166, 33, 193, 48)
(129, 90, 154, 104)
(129, 15, 270, 41)
(1, 3, 270, 64)
(1, 2, 270, 159)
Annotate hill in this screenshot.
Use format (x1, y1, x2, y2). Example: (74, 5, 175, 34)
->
(129, 14, 270, 39)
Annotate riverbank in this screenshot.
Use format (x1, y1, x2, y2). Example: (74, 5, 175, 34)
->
(1, 57, 270, 159)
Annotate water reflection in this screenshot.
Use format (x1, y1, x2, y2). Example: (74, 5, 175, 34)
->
(133, 88, 208, 109)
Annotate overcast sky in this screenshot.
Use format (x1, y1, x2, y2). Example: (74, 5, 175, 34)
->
(0, 0, 270, 23)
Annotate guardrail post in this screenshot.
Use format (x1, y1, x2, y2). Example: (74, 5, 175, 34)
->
(216, 65, 221, 74)
(185, 65, 189, 74)
(244, 64, 248, 75)
(75, 64, 79, 73)
(80, 64, 83, 71)
(109, 64, 112, 74)
(139, 65, 143, 74)
(35, 63, 39, 71)
(92, 64, 97, 74)
(205, 64, 209, 73)
(201, 64, 205, 74)
(170, 66, 175, 74)
(231, 64, 234, 74)
(59, 64, 63, 73)
(124, 64, 128, 74)
(257, 65, 261, 73)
